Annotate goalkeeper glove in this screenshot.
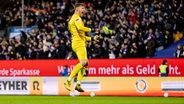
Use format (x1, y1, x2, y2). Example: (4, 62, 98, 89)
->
(92, 35, 100, 41)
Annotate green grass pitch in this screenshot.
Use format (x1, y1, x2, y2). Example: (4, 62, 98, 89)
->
(0, 96, 183, 104)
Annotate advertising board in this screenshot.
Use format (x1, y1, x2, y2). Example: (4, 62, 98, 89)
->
(0, 59, 183, 76)
(0, 77, 183, 96)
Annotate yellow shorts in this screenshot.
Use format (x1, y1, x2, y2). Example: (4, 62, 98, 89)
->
(72, 46, 88, 60)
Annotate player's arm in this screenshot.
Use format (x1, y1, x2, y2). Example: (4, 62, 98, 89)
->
(85, 36, 92, 41)
(75, 19, 91, 32)
(85, 35, 100, 41)
(166, 67, 169, 74)
(74, 18, 100, 41)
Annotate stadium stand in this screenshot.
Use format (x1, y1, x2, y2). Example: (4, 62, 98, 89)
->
(152, 37, 184, 58)
(0, 0, 184, 60)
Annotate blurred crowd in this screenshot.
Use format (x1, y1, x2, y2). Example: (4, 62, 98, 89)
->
(0, 0, 184, 60)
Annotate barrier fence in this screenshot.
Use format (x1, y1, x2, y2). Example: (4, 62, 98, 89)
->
(0, 59, 183, 96)
(0, 59, 183, 76)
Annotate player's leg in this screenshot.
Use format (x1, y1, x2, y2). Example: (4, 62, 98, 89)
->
(75, 67, 86, 92)
(77, 67, 86, 82)
(74, 47, 88, 92)
(64, 62, 83, 91)
(64, 47, 87, 91)
(69, 47, 87, 80)
(68, 63, 83, 80)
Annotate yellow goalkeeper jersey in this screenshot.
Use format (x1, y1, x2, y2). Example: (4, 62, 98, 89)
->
(68, 14, 91, 48)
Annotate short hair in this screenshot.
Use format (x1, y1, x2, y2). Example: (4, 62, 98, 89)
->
(74, 3, 85, 9)
(163, 60, 167, 64)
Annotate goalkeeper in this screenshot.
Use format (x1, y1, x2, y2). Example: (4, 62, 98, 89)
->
(64, 3, 99, 92)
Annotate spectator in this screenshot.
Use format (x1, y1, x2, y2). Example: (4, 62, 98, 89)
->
(59, 65, 69, 76)
(173, 31, 183, 42)
(174, 44, 184, 58)
(158, 60, 169, 77)
(92, 42, 104, 58)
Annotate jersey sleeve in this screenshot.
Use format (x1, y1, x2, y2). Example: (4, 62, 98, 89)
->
(74, 18, 91, 32)
(85, 36, 91, 41)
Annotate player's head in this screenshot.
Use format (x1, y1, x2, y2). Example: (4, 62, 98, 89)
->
(74, 3, 86, 17)
(163, 60, 168, 65)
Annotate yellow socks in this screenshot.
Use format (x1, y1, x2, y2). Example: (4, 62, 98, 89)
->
(68, 63, 83, 81)
(77, 67, 86, 83)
